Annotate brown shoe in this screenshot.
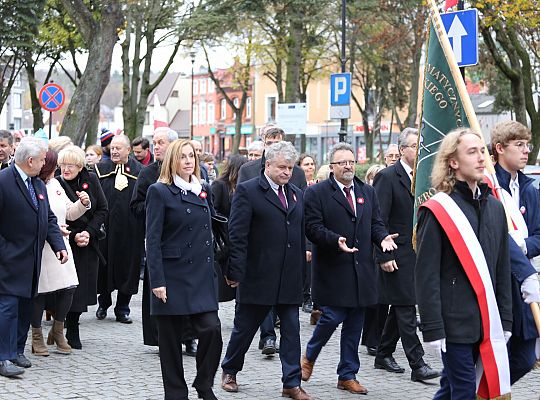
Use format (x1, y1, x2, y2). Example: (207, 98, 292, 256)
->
(337, 379, 368, 395)
(301, 354, 315, 381)
(282, 386, 312, 400)
(221, 372, 238, 392)
(310, 309, 322, 325)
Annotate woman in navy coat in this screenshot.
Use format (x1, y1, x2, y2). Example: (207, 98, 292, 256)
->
(146, 139, 222, 400)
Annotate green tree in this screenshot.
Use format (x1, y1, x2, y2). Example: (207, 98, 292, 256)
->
(0, 0, 44, 113)
(472, 0, 540, 162)
(57, 0, 123, 146)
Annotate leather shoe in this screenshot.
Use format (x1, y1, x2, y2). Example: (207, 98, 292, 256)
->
(196, 387, 218, 400)
(262, 337, 277, 355)
(366, 346, 377, 356)
(10, 354, 31, 368)
(183, 339, 197, 357)
(301, 354, 315, 381)
(0, 360, 24, 377)
(411, 364, 440, 382)
(95, 307, 107, 320)
(115, 314, 132, 324)
(221, 372, 238, 392)
(374, 356, 405, 373)
(337, 379, 368, 395)
(282, 386, 312, 399)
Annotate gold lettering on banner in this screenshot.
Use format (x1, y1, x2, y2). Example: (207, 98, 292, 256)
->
(425, 63, 463, 126)
(415, 187, 438, 208)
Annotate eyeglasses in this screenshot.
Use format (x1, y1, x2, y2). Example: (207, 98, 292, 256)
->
(386, 154, 400, 159)
(509, 141, 534, 153)
(59, 163, 80, 170)
(401, 144, 417, 150)
(330, 160, 356, 167)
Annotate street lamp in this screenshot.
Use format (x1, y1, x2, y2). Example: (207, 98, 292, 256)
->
(190, 51, 196, 140)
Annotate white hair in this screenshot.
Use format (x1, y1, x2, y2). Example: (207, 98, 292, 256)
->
(398, 128, 418, 148)
(154, 127, 178, 143)
(265, 141, 298, 163)
(247, 140, 264, 152)
(111, 134, 131, 148)
(14, 136, 48, 163)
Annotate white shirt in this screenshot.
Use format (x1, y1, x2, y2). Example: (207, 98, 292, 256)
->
(509, 176, 520, 207)
(14, 163, 30, 187)
(400, 159, 413, 181)
(264, 172, 288, 208)
(335, 179, 356, 215)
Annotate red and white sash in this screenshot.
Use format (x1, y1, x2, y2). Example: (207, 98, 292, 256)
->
(421, 192, 511, 399)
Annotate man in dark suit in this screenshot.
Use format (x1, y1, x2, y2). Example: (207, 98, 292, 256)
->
(237, 125, 307, 355)
(131, 128, 197, 355)
(0, 137, 67, 377)
(221, 141, 311, 400)
(0, 130, 14, 170)
(300, 142, 397, 395)
(372, 128, 439, 382)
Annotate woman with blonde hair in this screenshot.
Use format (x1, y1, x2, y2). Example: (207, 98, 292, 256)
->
(146, 139, 222, 400)
(365, 164, 385, 186)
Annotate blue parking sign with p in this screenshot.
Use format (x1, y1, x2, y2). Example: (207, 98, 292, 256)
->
(330, 73, 351, 106)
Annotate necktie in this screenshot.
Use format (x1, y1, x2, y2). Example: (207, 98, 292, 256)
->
(343, 186, 355, 213)
(27, 177, 38, 208)
(278, 186, 287, 209)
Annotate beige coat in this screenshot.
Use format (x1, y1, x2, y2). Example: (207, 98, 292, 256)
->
(38, 178, 87, 294)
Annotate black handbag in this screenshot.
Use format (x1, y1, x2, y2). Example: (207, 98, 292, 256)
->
(211, 214, 235, 302)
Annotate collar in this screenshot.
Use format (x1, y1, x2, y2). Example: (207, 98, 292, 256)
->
(334, 177, 354, 193)
(264, 172, 282, 191)
(495, 162, 532, 191)
(14, 163, 29, 183)
(454, 180, 490, 202)
(173, 174, 202, 196)
(141, 151, 152, 166)
(400, 159, 413, 177)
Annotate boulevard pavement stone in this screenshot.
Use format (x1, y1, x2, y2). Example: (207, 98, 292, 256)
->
(0, 284, 539, 399)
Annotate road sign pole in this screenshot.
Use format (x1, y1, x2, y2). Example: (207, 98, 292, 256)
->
(339, 0, 347, 143)
(49, 111, 53, 139)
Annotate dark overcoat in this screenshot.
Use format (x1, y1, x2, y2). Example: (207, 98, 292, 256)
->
(59, 168, 108, 312)
(130, 161, 160, 223)
(95, 158, 144, 295)
(305, 174, 388, 308)
(0, 166, 65, 298)
(226, 174, 306, 305)
(372, 161, 417, 305)
(145, 181, 218, 315)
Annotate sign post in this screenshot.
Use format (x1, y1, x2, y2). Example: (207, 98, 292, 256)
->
(38, 83, 66, 139)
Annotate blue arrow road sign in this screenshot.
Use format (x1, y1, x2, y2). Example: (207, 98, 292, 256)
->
(330, 73, 351, 106)
(441, 8, 479, 67)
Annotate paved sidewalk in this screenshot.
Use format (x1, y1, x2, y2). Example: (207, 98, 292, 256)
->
(1, 287, 539, 399)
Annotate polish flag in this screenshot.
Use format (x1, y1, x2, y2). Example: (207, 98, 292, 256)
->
(153, 94, 168, 129)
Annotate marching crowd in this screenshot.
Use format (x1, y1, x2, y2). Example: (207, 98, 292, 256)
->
(0, 120, 539, 400)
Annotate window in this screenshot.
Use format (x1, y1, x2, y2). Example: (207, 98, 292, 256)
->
(246, 97, 252, 119)
(220, 99, 227, 120)
(171, 90, 179, 98)
(207, 103, 215, 124)
(193, 80, 199, 95)
(200, 79, 206, 94)
(12, 93, 22, 109)
(13, 75, 21, 88)
(13, 118, 21, 130)
(193, 105, 199, 125)
(207, 78, 214, 93)
(199, 101, 206, 125)
(266, 96, 277, 122)
(145, 112, 150, 125)
(233, 98, 239, 119)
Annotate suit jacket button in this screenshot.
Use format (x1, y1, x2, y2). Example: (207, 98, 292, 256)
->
(207, 257, 211, 262)
(189, 259, 193, 264)
(204, 224, 209, 229)
(186, 208, 191, 214)
(351, 217, 356, 222)
(286, 221, 290, 225)
(188, 226, 193, 231)
(287, 243, 291, 248)
(203, 208, 207, 212)
(187, 242, 192, 248)
(356, 261, 359, 265)
(205, 240, 210, 246)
